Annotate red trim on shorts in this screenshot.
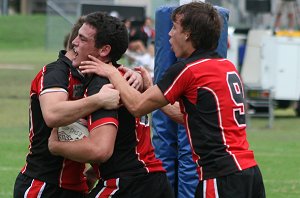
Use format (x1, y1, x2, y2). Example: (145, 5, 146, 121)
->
(205, 179, 217, 198)
(25, 179, 45, 198)
(96, 178, 119, 197)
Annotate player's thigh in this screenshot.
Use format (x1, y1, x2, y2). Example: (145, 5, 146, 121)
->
(14, 173, 87, 198)
(195, 166, 265, 198)
(14, 172, 31, 198)
(89, 172, 174, 198)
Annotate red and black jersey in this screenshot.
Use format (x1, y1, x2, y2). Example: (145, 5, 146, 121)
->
(157, 50, 257, 180)
(85, 75, 165, 180)
(20, 50, 88, 192)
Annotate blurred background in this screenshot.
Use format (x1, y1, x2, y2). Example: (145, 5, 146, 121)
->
(0, 0, 292, 48)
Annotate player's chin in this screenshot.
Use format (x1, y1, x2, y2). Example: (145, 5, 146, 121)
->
(72, 59, 80, 68)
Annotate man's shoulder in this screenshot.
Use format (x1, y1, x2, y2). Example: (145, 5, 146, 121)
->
(169, 60, 186, 71)
(45, 59, 70, 72)
(45, 50, 72, 70)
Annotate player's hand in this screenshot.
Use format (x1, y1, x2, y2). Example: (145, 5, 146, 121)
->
(79, 55, 117, 77)
(48, 128, 59, 155)
(84, 167, 98, 191)
(98, 84, 121, 110)
(118, 66, 143, 91)
(134, 66, 153, 91)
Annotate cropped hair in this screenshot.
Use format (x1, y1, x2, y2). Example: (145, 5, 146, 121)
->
(171, 2, 221, 51)
(85, 12, 129, 62)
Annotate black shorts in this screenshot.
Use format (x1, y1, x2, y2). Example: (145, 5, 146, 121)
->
(195, 165, 265, 198)
(88, 172, 174, 198)
(14, 172, 87, 198)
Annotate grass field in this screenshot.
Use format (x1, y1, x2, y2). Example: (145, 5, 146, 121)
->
(0, 15, 300, 198)
(0, 15, 46, 49)
(0, 15, 58, 197)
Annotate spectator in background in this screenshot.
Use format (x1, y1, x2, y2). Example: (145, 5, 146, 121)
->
(274, 0, 298, 31)
(129, 17, 155, 49)
(123, 18, 132, 34)
(124, 17, 155, 77)
(142, 17, 155, 46)
(123, 18, 147, 54)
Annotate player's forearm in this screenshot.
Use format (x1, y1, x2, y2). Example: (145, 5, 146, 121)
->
(106, 67, 169, 117)
(160, 103, 184, 124)
(49, 138, 109, 164)
(43, 95, 103, 128)
(108, 71, 146, 116)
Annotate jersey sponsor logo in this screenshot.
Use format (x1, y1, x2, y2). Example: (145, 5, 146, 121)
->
(139, 115, 149, 126)
(73, 84, 84, 99)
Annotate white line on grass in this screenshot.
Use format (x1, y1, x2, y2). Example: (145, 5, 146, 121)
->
(0, 166, 21, 171)
(0, 64, 34, 70)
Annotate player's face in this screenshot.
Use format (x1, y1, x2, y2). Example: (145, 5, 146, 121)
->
(71, 23, 100, 68)
(169, 15, 190, 59)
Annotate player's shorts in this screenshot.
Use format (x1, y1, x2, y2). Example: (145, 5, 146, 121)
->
(14, 172, 87, 198)
(195, 165, 265, 198)
(88, 172, 174, 198)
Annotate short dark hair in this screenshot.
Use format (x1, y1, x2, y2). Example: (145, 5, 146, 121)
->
(85, 12, 129, 62)
(171, 2, 221, 51)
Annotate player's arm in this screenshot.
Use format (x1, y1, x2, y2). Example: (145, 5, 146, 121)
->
(119, 65, 153, 92)
(80, 55, 169, 117)
(161, 102, 184, 124)
(40, 84, 120, 128)
(122, 66, 144, 91)
(48, 124, 117, 164)
(104, 75, 167, 117)
(121, 65, 184, 123)
(40, 66, 141, 128)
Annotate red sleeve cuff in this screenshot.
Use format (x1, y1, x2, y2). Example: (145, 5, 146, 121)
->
(88, 117, 118, 132)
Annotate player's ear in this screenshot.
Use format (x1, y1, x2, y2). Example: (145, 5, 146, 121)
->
(98, 45, 111, 57)
(185, 31, 191, 41)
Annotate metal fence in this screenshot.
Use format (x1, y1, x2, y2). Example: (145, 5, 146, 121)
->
(45, 0, 179, 50)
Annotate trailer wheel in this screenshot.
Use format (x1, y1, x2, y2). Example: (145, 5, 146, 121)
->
(296, 101, 300, 117)
(276, 100, 291, 109)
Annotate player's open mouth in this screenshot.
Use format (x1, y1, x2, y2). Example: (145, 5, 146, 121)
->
(169, 41, 173, 50)
(73, 47, 78, 57)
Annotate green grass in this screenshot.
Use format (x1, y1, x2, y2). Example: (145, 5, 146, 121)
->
(0, 48, 57, 65)
(1, 14, 300, 198)
(0, 15, 46, 49)
(0, 127, 28, 198)
(247, 117, 300, 198)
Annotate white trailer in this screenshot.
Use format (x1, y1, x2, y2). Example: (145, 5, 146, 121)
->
(240, 30, 300, 120)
